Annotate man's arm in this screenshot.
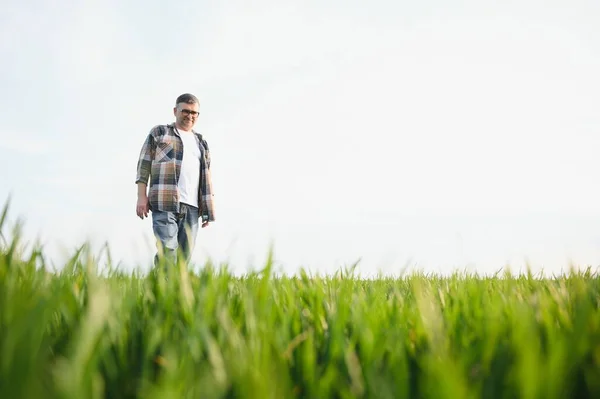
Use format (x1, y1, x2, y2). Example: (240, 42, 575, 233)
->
(135, 132, 155, 219)
(136, 182, 149, 219)
(135, 134, 154, 185)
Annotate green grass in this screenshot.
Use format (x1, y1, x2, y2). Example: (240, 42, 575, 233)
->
(1, 202, 600, 398)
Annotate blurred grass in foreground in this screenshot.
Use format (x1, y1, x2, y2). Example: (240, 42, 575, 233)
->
(0, 201, 599, 398)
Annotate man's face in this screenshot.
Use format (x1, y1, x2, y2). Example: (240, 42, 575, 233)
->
(174, 102, 199, 131)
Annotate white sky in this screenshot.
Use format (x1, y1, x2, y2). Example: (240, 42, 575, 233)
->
(1, 0, 600, 276)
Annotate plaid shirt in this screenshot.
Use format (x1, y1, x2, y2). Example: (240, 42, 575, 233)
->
(135, 123, 215, 222)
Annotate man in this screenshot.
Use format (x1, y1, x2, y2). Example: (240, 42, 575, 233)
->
(135, 93, 215, 266)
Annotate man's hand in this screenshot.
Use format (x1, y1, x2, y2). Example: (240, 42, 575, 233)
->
(136, 196, 150, 219)
(202, 220, 210, 228)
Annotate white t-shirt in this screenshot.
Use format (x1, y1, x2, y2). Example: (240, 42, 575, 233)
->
(177, 130, 201, 208)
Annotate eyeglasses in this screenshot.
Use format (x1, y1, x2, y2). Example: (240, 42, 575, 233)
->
(180, 109, 199, 116)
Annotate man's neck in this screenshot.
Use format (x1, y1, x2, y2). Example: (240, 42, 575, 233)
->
(175, 123, 192, 133)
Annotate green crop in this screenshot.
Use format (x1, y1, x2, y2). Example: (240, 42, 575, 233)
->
(1, 201, 599, 398)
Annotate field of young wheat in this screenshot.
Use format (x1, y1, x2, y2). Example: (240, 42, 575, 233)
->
(1, 204, 600, 398)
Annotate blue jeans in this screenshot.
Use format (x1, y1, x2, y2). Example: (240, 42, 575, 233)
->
(152, 202, 199, 265)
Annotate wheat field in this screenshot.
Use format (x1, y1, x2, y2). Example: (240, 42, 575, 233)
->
(1, 203, 599, 398)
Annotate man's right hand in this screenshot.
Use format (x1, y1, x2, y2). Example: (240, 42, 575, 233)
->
(136, 196, 150, 219)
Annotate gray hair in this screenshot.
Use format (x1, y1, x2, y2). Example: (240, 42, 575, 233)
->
(175, 93, 199, 106)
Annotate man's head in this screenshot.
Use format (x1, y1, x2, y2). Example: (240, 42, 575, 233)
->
(173, 93, 200, 131)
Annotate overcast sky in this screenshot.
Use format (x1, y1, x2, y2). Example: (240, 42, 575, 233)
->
(2, 0, 600, 276)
